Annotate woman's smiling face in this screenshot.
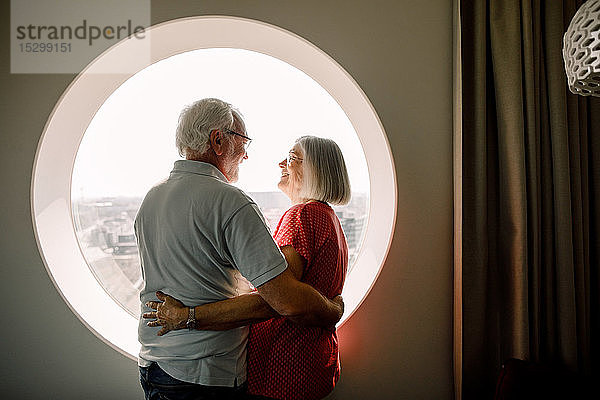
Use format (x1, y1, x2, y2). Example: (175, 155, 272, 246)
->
(278, 144, 304, 203)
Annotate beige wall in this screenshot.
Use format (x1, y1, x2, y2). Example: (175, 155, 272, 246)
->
(0, 1, 454, 398)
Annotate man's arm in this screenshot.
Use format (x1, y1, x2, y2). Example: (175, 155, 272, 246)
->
(145, 291, 277, 334)
(255, 245, 343, 327)
(144, 245, 343, 334)
(196, 245, 343, 328)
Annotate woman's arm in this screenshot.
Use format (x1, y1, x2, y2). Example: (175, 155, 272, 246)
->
(144, 245, 343, 335)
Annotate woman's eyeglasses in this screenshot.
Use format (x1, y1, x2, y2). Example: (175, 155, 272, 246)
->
(287, 153, 303, 164)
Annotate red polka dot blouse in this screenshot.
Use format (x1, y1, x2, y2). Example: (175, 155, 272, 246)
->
(247, 201, 348, 400)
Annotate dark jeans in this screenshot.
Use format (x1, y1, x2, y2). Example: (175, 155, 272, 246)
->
(139, 362, 247, 400)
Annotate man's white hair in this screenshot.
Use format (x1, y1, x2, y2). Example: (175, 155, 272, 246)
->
(175, 98, 244, 157)
(296, 136, 351, 205)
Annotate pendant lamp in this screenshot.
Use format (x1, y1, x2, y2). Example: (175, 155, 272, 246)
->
(563, 0, 600, 97)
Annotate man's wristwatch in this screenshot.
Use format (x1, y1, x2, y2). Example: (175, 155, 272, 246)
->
(186, 307, 196, 331)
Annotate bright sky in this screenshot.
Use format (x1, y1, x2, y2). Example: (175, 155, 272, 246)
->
(72, 48, 370, 198)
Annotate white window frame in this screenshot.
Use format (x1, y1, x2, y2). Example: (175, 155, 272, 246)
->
(31, 16, 397, 360)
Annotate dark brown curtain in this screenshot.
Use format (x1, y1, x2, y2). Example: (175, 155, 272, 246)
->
(460, 0, 600, 398)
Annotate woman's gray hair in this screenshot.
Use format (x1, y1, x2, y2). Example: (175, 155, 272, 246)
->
(296, 136, 351, 205)
(175, 98, 244, 157)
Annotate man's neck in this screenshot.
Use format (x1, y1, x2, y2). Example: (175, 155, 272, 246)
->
(186, 152, 229, 181)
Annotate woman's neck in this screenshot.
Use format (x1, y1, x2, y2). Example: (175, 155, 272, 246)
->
(285, 190, 323, 205)
(286, 192, 304, 205)
(304, 198, 326, 205)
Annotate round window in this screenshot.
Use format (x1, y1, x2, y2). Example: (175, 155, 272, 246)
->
(32, 17, 396, 359)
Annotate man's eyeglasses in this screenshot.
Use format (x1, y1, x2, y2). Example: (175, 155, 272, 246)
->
(287, 153, 303, 164)
(225, 129, 252, 150)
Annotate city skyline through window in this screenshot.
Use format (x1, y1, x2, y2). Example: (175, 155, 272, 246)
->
(71, 48, 370, 316)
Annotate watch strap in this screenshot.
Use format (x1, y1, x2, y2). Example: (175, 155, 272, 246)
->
(186, 306, 195, 331)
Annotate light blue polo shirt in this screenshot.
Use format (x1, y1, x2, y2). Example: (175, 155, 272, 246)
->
(136, 160, 288, 386)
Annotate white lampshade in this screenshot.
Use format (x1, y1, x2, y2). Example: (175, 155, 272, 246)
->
(563, 0, 600, 97)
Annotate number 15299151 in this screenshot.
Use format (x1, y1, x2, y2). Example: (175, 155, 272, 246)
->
(19, 42, 72, 53)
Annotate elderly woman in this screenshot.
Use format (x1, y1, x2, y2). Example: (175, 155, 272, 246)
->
(145, 135, 350, 400)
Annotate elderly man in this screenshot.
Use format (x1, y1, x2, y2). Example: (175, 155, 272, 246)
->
(136, 98, 343, 400)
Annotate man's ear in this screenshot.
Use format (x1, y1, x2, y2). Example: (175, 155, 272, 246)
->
(210, 129, 225, 156)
